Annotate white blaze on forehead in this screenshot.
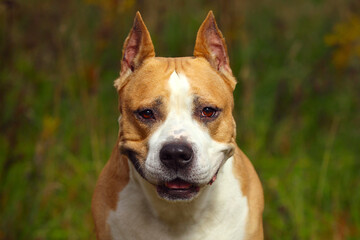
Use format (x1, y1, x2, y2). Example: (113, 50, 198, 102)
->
(168, 71, 191, 114)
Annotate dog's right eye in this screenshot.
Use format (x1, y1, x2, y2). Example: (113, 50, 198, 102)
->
(138, 109, 155, 120)
(201, 107, 217, 118)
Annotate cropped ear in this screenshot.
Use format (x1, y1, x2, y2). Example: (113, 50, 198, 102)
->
(120, 12, 155, 77)
(194, 11, 232, 75)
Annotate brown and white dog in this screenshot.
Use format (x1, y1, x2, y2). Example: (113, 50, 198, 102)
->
(92, 11, 264, 240)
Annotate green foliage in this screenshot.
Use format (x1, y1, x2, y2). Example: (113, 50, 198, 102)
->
(0, 0, 359, 239)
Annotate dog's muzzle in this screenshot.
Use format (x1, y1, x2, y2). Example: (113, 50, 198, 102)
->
(155, 141, 200, 201)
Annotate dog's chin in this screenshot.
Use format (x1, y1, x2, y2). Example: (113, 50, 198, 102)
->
(156, 178, 201, 201)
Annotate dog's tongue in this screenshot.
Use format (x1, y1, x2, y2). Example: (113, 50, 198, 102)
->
(165, 179, 192, 189)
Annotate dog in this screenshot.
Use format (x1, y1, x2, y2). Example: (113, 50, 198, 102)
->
(92, 11, 264, 240)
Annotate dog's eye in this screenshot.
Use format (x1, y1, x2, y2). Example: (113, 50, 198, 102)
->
(138, 109, 155, 120)
(201, 107, 217, 118)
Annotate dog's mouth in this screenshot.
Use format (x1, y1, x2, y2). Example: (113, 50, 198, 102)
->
(156, 178, 200, 201)
(156, 170, 219, 201)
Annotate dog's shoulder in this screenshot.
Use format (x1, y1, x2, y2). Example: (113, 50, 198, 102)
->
(92, 140, 129, 240)
(233, 147, 264, 239)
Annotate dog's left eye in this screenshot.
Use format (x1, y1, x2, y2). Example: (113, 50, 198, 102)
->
(138, 109, 155, 120)
(201, 107, 217, 118)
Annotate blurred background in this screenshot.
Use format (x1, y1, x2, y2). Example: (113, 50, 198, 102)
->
(0, 0, 359, 239)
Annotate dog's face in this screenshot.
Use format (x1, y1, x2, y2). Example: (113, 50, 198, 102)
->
(115, 12, 237, 201)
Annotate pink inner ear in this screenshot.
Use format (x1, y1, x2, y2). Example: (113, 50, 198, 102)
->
(123, 31, 141, 72)
(123, 47, 136, 71)
(207, 30, 227, 71)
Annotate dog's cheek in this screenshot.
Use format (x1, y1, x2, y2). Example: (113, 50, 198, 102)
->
(118, 128, 150, 170)
(120, 116, 146, 140)
(207, 111, 235, 144)
(121, 140, 149, 164)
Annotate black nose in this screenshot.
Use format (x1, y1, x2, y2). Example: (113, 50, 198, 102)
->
(160, 142, 194, 170)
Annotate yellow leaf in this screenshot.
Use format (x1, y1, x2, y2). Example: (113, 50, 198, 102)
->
(325, 15, 360, 69)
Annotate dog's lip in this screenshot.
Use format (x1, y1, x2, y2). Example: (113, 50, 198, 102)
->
(164, 178, 193, 190)
(156, 178, 200, 200)
(158, 168, 220, 190)
(154, 170, 220, 200)
(208, 168, 220, 185)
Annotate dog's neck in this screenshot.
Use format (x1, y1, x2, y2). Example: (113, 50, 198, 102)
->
(129, 159, 226, 225)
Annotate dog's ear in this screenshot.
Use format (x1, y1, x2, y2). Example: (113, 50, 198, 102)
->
(194, 11, 232, 76)
(119, 12, 155, 78)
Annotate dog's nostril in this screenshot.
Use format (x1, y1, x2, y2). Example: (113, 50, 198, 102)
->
(160, 142, 194, 170)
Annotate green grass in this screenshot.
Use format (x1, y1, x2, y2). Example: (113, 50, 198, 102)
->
(0, 0, 359, 239)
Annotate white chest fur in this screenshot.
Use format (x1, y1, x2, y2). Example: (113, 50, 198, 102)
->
(107, 157, 249, 240)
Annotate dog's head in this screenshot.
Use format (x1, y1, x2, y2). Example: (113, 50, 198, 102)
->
(115, 11, 237, 201)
